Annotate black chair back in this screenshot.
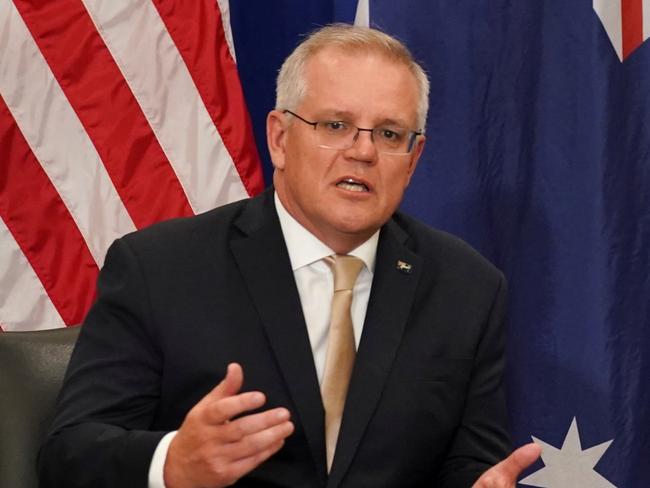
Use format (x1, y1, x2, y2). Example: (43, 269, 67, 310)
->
(0, 327, 80, 488)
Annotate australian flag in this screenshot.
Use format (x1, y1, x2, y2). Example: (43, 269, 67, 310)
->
(230, 1, 650, 486)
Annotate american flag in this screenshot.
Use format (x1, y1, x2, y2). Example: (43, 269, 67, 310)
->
(0, 0, 264, 331)
(593, 0, 650, 61)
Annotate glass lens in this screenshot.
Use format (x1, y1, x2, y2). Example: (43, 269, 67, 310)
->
(373, 127, 409, 152)
(313, 118, 415, 154)
(315, 121, 355, 149)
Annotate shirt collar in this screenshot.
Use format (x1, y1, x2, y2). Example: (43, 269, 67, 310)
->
(274, 192, 379, 273)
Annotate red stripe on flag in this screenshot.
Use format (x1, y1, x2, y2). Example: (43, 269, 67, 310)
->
(13, 0, 194, 228)
(0, 96, 99, 326)
(153, 0, 265, 196)
(622, 0, 644, 59)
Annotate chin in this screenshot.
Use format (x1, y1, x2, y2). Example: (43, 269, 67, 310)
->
(332, 215, 381, 237)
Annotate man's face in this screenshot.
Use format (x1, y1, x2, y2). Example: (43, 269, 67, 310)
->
(268, 47, 425, 252)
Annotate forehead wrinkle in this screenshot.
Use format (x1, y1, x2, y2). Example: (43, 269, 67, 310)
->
(306, 107, 412, 128)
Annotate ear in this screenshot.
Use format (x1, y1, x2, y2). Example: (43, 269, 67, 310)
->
(266, 110, 288, 170)
(405, 135, 425, 185)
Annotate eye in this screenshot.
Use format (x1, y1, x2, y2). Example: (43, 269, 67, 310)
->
(377, 128, 405, 142)
(321, 121, 349, 132)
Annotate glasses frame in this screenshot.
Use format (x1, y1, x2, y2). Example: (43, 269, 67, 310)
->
(283, 110, 422, 155)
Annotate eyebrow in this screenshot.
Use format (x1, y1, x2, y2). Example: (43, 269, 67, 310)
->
(316, 110, 411, 128)
(377, 118, 408, 127)
(315, 110, 355, 120)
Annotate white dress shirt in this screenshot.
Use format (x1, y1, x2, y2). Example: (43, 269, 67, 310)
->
(148, 192, 379, 487)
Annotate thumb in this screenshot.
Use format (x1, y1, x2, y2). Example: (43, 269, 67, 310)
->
(494, 443, 542, 481)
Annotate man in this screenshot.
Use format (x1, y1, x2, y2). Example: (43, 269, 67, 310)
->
(39, 24, 539, 487)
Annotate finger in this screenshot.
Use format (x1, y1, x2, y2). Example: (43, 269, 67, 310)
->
(220, 407, 291, 442)
(224, 419, 295, 461)
(216, 439, 287, 485)
(203, 391, 267, 425)
(492, 443, 542, 481)
(215, 363, 245, 399)
(194, 363, 245, 411)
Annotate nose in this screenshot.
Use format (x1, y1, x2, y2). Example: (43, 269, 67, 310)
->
(346, 128, 377, 162)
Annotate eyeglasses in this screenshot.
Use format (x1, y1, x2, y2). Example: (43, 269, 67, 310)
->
(283, 110, 422, 155)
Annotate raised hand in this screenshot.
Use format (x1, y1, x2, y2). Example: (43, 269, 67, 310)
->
(163, 363, 294, 488)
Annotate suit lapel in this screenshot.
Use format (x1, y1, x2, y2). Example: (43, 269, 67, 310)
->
(327, 219, 423, 487)
(229, 192, 327, 480)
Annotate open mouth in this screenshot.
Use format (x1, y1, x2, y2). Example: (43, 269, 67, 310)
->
(336, 178, 369, 193)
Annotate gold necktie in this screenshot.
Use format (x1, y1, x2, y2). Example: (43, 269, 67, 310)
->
(321, 254, 364, 472)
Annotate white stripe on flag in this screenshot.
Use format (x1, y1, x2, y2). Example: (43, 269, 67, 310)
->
(0, 217, 66, 331)
(641, 0, 650, 41)
(0, 2, 136, 266)
(81, 0, 249, 214)
(354, 0, 370, 28)
(593, 0, 623, 61)
(216, 0, 237, 61)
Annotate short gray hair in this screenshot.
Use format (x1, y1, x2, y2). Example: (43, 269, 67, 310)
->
(275, 24, 430, 131)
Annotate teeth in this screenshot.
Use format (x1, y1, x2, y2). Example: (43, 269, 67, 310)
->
(337, 180, 368, 192)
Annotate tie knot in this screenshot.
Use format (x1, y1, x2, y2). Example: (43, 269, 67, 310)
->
(326, 254, 364, 291)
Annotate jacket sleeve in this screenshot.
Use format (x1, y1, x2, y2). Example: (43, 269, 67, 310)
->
(436, 274, 512, 487)
(38, 237, 168, 488)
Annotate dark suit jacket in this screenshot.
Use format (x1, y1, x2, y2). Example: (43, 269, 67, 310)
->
(39, 188, 510, 487)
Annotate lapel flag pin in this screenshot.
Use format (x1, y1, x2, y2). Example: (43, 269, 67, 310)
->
(396, 260, 412, 274)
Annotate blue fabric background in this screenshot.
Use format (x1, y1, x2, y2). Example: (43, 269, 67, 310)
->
(230, 2, 650, 485)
